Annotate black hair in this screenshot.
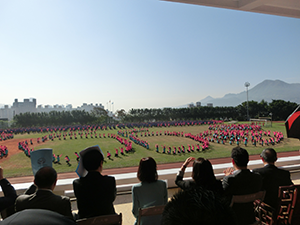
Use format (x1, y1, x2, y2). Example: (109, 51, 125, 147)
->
(192, 158, 216, 187)
(231, 147, 249, 167)
(260, 148, 277, 163)
(82, 148, 104, 171)
(137, 157, 158, 183)
(34, 167, 57, 189)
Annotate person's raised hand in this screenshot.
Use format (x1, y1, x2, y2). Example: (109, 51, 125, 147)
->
(223, 167, 234, 176)
(183, 157, 196, 167)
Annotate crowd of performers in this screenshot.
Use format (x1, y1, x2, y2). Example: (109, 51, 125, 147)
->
(0, 132, 14, 157)
(107, 135, 133, 159)
(0, 120, 220, 136)
(0, 132, 14, 141)
(154, 143, 208, 155)
(0, 145, 8, 158)
(0, 120, 219, 161)
(207, 124, 284, 147)
(18, 140, 34, 157)
(1, 120, 285, 164)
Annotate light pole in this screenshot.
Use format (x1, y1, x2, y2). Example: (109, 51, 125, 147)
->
(245, 82, 250, 121)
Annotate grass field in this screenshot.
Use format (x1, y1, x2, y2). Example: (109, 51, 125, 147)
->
(1, 122, 299, 178)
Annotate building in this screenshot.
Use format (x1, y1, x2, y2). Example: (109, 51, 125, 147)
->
(188, 103, 195, 108)
(0, 98, 104, 122)
(207, 103, 213, 107)
(196, 102, 201, 107)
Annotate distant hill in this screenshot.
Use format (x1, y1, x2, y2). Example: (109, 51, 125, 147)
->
(199, 80, 300, 107)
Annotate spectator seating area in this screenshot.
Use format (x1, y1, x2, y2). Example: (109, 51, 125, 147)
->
(1, 155, 300, 225)
(254, 184, 300, 225)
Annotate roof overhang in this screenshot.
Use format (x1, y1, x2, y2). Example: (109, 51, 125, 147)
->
(162, 0, 300, 18)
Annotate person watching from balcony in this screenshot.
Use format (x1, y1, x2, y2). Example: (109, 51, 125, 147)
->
(73, 147, 116, 219)
(176, 157, 223, 195)
(253, 148, 293, 209)
(15, 167, 73, 220)
(132, 157, 168, 225)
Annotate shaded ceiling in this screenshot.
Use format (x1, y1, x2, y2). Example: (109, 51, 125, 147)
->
(163, 0, 300, 18)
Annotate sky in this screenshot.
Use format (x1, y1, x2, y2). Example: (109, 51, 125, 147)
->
(1, 0, 300, 112)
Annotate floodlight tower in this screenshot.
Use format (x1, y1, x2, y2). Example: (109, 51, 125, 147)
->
(245, 82, 250, 121)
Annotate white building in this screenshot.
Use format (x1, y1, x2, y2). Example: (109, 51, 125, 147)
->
(0, 98, 104, 121)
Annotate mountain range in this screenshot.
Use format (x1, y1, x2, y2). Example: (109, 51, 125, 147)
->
(198, 79, 300, 107)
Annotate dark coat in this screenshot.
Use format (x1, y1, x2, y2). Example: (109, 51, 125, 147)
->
(0, 178, 17, 212)
(222, 169, 262, 225)
(252, 164, 293, 209)
(73, 171, 116, 219)
(175, 174, 224, 196)
(15, 189, 73, 219)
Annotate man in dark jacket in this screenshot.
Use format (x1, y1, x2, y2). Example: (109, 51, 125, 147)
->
(252, 148, 293, 209)
(15, 167, 73, 219)
(73, 147, 116, 219)
(223, 147, 262, 225)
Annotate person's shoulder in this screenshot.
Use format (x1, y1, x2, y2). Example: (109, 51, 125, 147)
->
(250, 170, 263, 184)
(156, 180, 167, 187)
(73, 178, 81, 185)
(132, 182, 142, 191)
(252, 167, 265, 173)
(132, 182, 142, 188)
(224, 170, 241, 179)
(277, 166, 290, 173)
(157, 180, 166, 184)
(249, 169, 262, 177)
(102, 175, 116, 184)
(103, 174, 115, 180)
(53, 193, 70, 202)
(0, 178, 10, 185)
(16, 193, 33, 202)
(276, 167, 292, 178)
(253, 171, 262, 179)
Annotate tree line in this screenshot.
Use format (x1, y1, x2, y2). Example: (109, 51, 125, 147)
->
(13, 99, 298, 127)
(120, 100, 297, 123)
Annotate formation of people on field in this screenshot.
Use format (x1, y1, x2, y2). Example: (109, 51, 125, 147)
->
(0, 132, 14, 157)
(18, 140, 34, 157)
(0, 145, 8, 158)
(0, 120, 287, 169)
(0, 132, 14, 141)
(207, 124, 284, 147)
(0, 146, 295, 225)
(0, 120, 221, 136)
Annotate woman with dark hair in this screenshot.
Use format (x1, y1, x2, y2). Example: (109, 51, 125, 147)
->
(175, 157, 223, 195)
(132, 157, 168, 225)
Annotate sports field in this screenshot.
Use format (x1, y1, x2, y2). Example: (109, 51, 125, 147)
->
(0, 122, 299, 178)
